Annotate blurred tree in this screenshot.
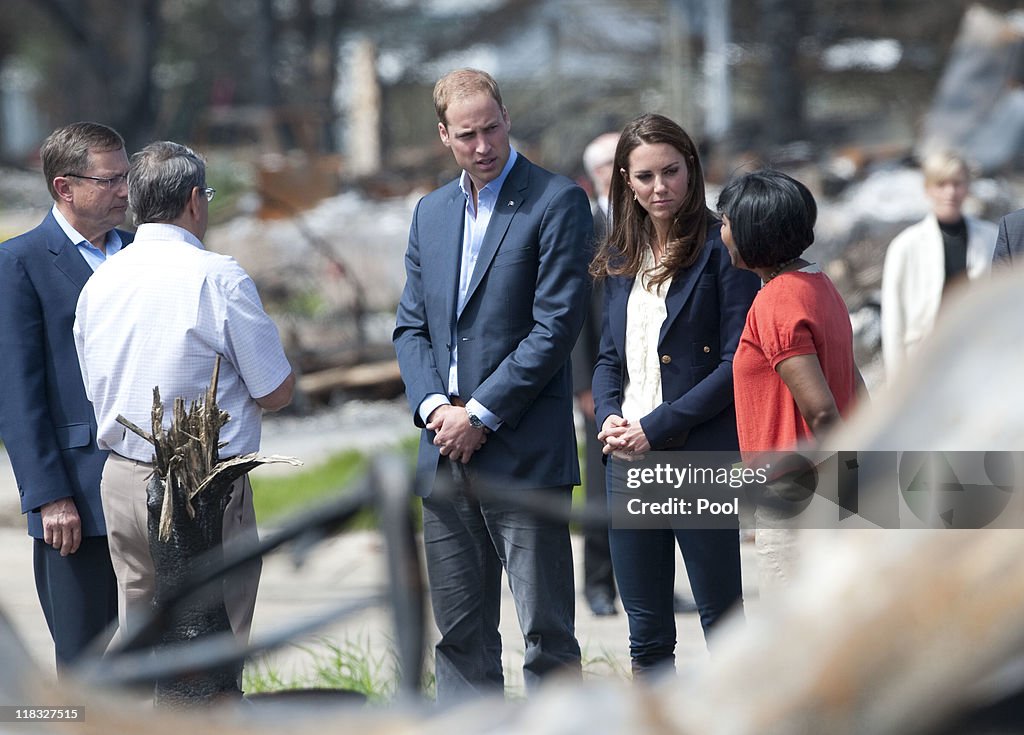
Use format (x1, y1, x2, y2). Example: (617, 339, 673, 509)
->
(760, 0, 811, 146)
(160, 0, 356, 153)
(266, 0, 351, 152)
(0, 5, 14, 66)
(6, 0, 1021, 172)
(30, 0, 161, 150)
(2, 0, 359, 154)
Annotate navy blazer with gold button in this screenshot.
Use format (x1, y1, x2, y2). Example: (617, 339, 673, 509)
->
(592, 222, 759, 452)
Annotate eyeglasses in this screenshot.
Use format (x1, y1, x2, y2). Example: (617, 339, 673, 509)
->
(202, 187, 216, 202)
(63, 172, 128, 190)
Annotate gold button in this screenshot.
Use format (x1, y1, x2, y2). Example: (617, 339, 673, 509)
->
(703, 345, 711, 353)
(660, 354, 671, 364)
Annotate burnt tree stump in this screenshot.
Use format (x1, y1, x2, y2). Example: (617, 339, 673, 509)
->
(117, 357, 300, 708)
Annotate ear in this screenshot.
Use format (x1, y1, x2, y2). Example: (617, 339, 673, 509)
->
(52, 176, 74, 203)
(188, 186, 204, 217)
(502, 105, 511, 132)
(438, 122, 451, 148)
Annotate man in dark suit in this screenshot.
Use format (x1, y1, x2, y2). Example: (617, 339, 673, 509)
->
(394, 68, 592, 702)
(0, 122, 130, 673)
(575, 132, 618, 617)
(993, 208, 1024, 266)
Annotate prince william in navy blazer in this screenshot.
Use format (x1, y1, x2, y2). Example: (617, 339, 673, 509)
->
(394, 69, 592, 702)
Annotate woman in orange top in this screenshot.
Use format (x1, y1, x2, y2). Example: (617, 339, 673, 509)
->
(717, 169, 865, 593)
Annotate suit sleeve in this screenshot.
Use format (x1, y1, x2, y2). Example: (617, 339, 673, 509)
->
(471, 185, 593, 428)
(639, 243, 759, 448)
(0, 248, 75, 513)
(570, 273, 601, 393)
(393, 198, 450, 428)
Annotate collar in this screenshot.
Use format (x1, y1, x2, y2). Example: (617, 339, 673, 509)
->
(134, 222, 206, 250)
(51, 203, 123, 251)
(459, 147, 519, 205)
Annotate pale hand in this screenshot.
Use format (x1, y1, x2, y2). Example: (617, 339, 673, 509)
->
(427, 404, 487, 464)
(599, 415, 650, 459)
(41, 497, 82, 556)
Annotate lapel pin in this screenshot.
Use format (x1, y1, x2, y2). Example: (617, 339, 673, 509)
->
(508, 200, 515, 207)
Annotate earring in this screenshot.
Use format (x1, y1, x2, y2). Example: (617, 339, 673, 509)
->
(633, 191, 638, 201)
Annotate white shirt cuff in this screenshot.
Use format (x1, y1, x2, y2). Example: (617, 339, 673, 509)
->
(418, 394, 451, 425)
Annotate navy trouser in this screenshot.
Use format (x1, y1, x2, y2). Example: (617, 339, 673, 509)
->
(582, 415, 616, 604)
(33, 535, 118, 674)
(421, 473, 581, 704)
(607, 461, 743, 677)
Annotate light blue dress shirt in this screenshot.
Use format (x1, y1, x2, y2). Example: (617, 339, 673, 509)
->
(52, 204, 124, 272)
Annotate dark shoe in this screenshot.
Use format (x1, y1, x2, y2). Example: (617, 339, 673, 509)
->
(587, 592, 617, 617)
(673, 593, 699, 614)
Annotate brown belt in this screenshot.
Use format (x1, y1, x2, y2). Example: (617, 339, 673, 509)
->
(449, 396, 466, 408)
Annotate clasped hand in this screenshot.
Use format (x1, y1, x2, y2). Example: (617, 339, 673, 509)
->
(599, 415, 650, 461)
(427, 404, 488, 464)
(41, 497, 82, 556)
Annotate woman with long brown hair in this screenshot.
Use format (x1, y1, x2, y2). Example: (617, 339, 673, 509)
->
(591, 113, 759, 677)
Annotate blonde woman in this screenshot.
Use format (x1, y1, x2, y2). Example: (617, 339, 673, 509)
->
(881, 150, 997, 377)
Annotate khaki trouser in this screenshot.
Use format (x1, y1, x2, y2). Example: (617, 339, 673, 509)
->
(101, 452, 262, 646)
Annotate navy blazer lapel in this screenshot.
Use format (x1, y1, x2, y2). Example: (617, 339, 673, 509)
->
(441, 184, 466, 325)
(659, 239, 715, 344)
(43, 213, 92, 290)
(608, 276, 631, 357)
(459, 157, 528, 315)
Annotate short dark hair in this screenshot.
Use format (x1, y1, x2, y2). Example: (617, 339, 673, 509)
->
(716, 170, 816, 268)
(128, 141, 206, 225)
(40, 122, 125, 200)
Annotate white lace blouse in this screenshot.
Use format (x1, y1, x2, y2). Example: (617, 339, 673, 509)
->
(620, 246, 672, 422)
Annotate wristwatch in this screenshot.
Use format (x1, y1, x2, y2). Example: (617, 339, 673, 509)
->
(466, 408, 485, 429)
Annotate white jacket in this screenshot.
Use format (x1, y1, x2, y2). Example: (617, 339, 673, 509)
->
(881, 213, 997, 377)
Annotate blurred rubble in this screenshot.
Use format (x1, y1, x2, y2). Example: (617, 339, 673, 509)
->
(205, 188, 418, 406)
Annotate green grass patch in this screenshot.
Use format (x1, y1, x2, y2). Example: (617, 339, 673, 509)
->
(251, 449, 367, 522)
(250, 439, 422, 530)
(244, 635, 434, 702)
(243, 635, 625, 703)
(580, 643, 631, 681)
